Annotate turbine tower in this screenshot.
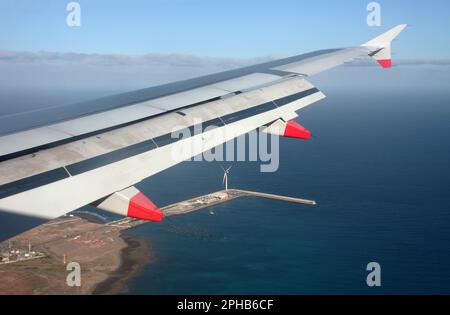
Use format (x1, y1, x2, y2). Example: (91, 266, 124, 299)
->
(221, 166, 232, 191)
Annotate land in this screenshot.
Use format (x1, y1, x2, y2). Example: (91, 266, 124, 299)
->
(0, 213, 139, 294)
(0, 189, 315, 294)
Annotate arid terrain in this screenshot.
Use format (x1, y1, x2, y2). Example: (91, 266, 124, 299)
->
(0, 214, 150, 294)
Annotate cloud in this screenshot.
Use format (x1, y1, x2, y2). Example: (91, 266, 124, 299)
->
(0, 50, 275, 68)
(394, 59, 450, 66)
(1, 49, 449, 70)
(0, 50, 274, 94)
(0, 50, 448, 96)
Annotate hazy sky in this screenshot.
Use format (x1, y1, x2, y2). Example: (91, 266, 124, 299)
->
(0, 0, 449, 59)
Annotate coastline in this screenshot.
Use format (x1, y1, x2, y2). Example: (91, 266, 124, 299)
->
(92, 230, 151, 294)
(0, 214, 141, 294)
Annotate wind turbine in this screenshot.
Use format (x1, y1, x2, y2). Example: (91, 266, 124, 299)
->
(221, 166, 232, 191)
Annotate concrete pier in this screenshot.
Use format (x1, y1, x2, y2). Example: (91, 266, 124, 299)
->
(231, 189, 317, 206)
(107, 188, 316, 228)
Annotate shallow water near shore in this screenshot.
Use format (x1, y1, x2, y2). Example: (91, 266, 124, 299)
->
(93, 233, 150, 294)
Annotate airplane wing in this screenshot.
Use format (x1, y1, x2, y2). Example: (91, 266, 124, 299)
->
(0, 25, 406, 239)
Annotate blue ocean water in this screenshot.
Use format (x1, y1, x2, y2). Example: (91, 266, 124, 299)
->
(124, 69, 450, 294)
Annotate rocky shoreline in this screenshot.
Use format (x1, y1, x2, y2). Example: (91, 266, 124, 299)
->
(92, 231, 151, 294)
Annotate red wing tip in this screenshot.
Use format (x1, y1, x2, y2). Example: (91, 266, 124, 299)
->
(127, 192, 163, 222)
(377, 59, 392, 68)
(284, 120, 311, 140)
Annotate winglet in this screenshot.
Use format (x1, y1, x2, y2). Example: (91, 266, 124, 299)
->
(362, 24, 407, 68)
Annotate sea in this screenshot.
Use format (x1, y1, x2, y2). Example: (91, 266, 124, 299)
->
(1, 65, 450, 294)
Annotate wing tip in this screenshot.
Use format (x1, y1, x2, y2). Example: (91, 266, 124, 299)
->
(362, 24, 408, 48)
(363, 24, 407, 69)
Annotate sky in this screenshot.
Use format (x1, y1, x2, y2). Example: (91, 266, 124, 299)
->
(0, 0, 449, 59)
